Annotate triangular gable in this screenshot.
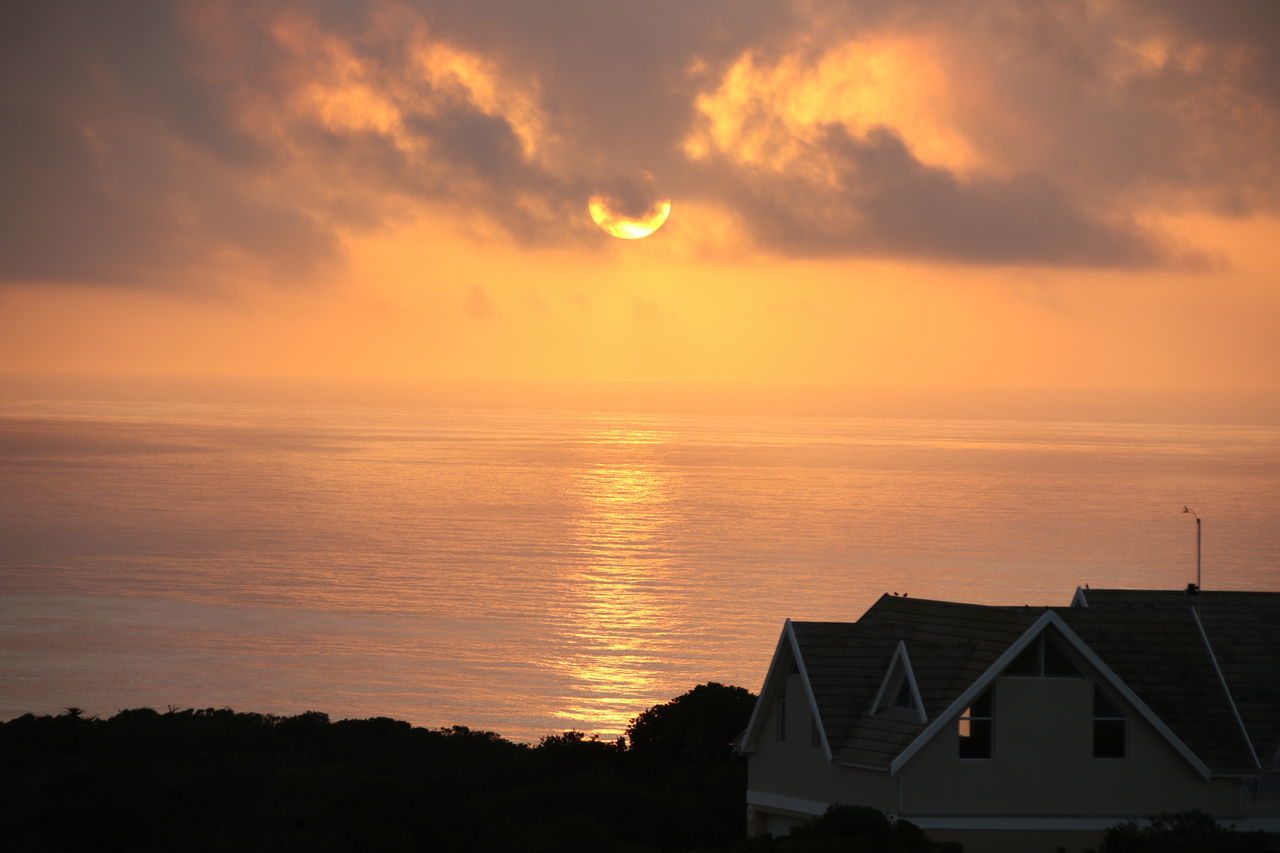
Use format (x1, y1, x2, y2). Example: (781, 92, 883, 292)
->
(738, 619, 833, 759)
(886, 610, 1213, 779)
(738, 625, 791, 755)
(1071, 585, 1089, 607)
(868, 640, 926, 724)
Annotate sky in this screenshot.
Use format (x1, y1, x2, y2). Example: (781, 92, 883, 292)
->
(2, 0, 1278, 404)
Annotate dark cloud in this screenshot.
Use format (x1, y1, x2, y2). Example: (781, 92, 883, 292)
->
(933, 1, 1280, 215)
(0, 1, 336, 287)
(395, 101, 594, 243)
(411, 0, 798, 172)
(0, 0, 1275, 290)
(726, 125, 1171, 267)
(1144, 0, 1280, 104)
(590, 173, 666, 220)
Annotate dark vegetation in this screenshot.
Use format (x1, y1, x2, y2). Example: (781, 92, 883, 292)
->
(5, 686, 1264, 853)
(740, 805, 962, 853)
(2, 682, 757, 852)
(1085, 810, 1270, 853)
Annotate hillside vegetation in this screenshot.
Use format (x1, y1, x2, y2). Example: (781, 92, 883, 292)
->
(4, 683, 756, 852)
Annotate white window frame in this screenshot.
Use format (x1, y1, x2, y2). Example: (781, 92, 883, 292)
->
(869, 640, 927, 723)
(958, 687, 994, 760)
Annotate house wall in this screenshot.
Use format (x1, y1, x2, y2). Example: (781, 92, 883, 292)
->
(899, 675, 1240, 817)
(1243, 772, 1280, 815)
(747, 673, 898, 820)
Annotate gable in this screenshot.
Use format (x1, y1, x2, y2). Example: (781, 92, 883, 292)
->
(1062, 605, 1259, 774)
(890, 610, 1236, 778)
(1078, 588, 1280, 768)
(802, 596, 1039, 769)
(738, 620, 832, 758)
(868, 640, 926, 723)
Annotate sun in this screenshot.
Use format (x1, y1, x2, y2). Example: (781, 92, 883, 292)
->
(588, 196, 672, 240)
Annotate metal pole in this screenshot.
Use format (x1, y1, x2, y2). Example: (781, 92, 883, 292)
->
(1196, 515, 1201, 591)
(1183, 506, 1201, 591)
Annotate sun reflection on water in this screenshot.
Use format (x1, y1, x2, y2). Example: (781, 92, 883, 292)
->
(548, 425, 681, 734)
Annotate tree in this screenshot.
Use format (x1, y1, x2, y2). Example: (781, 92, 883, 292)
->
(1094, 810, 1267, 853)
(766, 804, 964, 852)
(626, 682, 756, 763)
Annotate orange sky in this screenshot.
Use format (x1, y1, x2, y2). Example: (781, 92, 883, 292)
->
(2, 1, 1278, 400)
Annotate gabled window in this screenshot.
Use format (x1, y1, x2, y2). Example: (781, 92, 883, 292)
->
(891, 677, 914, 709)
(1005, 630, 1082, 678)
(1093, 686, 1126, 758)
(958, 687, 993, 759)
(870, 641, 926, 723)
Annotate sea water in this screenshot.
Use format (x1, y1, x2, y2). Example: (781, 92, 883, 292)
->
(2, 382, 1277, 741)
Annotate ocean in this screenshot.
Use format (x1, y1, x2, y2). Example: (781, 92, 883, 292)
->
(2, 379, 1278, 741)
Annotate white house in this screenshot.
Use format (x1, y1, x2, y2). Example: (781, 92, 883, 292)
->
(739, 588, 1280, 853)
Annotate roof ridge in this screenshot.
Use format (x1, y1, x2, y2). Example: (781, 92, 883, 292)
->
(866, 595, 1052, 615)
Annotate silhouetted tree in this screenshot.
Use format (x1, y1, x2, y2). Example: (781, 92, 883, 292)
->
(1091, 810, 1267, 853)
(1, 684, 765, 852)
(627, 681, 756, 763)
(748, 805, 963, 852)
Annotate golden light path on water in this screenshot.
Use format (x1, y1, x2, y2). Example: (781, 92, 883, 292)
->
(550, 425, 677, 732)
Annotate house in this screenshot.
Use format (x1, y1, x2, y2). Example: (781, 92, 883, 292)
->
(739, 588, 1280, 853)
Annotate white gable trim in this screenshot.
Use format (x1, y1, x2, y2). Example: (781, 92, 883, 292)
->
(1046, 612, 1211, 779)
(888, 611, 1213, 779)
(1071, 586, 1089, 607)
(868, 640, 927, 724)
(787, 620, 835, 761)
(888, 610, 1054, 773)
(1191, 606, 1260, 769)
(738, 620, 833, 760)
(746, 789, 828, 817)
(738, 624, 791, 754)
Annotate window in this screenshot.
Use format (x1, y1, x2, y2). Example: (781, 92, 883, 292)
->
(958, 688, 993, 758)
(1093, 686, 1126, 758)
(892, 676, 914, 710)
(1005, 631, 1082, 678)
(875, 668, 919, 716)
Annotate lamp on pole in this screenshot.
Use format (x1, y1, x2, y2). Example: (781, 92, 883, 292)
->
(1182, 506, 1201, 591)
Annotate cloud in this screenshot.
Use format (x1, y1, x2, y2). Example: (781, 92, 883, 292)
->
(0, 0, 1275, 290)
(718, 124, 1171, 266)
(0, 2, 338, 287)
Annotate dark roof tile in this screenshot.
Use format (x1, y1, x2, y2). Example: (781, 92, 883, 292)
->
(785, 589, 1276, 776)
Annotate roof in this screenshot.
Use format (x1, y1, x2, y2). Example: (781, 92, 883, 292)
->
(1077, 588, 1280, 770)
(1060, 604, 1256, 773)
(793, 597, 1037, 769)
(744, 589, 1277, 777)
